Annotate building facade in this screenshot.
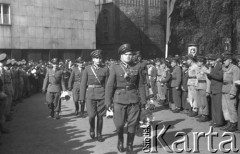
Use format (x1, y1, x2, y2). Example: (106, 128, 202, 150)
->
(0, 0, 96, 61)
(96, 0, 166, 59)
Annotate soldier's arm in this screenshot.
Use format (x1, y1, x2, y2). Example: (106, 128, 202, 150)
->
(205, 73, 211, 93)
(68, 69, 74, 90)
(138, 66, 147, 105)
(79, 68, 88, 101)
(105, 66, 116, 106)
(42, 69, 49, 91)
(104, 67, 109, 88)
(229, 66, 240, 96)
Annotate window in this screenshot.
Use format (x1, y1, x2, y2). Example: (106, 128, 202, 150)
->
(0, 4, 11, 25)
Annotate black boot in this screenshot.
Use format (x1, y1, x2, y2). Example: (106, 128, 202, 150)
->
(97, 116, 104, 142)
(226, 122, 237, 132)
(79, 102, 86, 118)
(89, 118, 95, 139)
(126, 133, 136, 154)
(117, 128, 124, 153)
(48, 103, 54, 118)
(75, 101, 79, 115)
(55, 112, 60, 120)
(220, 121, 231, 131)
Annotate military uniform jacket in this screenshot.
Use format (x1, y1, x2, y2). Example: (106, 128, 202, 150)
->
(68, 66, 83, 89)
(105, 62, 147, 105)
(79, 65, 109, 100)
(222, 64, 240, 95)
(42, 68, 66, 93)
(156, 66, 170, 83)
(196, 66, 210, 92)
(170, 65, 181, 88)
(187, 63, 198, 86)
(207, 62, 223, 94)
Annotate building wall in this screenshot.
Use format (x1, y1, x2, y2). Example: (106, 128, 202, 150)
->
(96, 0, 166, 59)
(0, 0, 96, 50)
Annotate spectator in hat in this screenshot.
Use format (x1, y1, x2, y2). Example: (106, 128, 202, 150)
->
(80, 50, 109, 142)
(68, 57, 86, 117)
(42, 58, 66, 119)
(220, 53, 239, 132)
(206, 53, 225, 128)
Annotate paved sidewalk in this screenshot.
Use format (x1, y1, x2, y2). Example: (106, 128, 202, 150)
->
(0, 93, 239, 154)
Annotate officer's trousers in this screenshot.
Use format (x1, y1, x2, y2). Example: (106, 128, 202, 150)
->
(156, 82, 167, 101)
(187, 85, 197, 111)
(196, 89, 209, 116)
(211, 93, 225, 125)
(46, 92, 61, 112)
(171, 87, 181, 108)
(113, 103, 140, 133)
(222, 93, 238, 123)
(86, 99, 105, 132)
(72, 82, 81, 111)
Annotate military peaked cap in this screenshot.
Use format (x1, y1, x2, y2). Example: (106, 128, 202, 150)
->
(118, 43, 133, 55)
(91, 50, 103, 58)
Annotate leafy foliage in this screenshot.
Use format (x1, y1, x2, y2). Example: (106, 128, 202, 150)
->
(170, 0, 240, 55)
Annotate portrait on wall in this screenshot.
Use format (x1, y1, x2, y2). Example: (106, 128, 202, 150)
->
(188, 44, 198, 56)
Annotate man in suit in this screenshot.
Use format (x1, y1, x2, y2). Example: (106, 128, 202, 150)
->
(42, 58, 66, 119)
(195, 55, 211, 122)
(105, 44, 147, 154)
(170, 57, 182, 113)
(206, 54, 225, 127)
(181, 63, 190, 114)
(80, 50, 109, 142)
(68, 57, 85, 117)
(219, 53, 239, 132)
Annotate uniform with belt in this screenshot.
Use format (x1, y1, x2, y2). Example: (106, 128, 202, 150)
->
(105, 44, 146, 154)
(42, 58, 66, 119)
(221, 53, 239, 132)
(68, 58, 84, 117)
(195, 57, 210, 122)
(187, 55, 198, 115)
(79, 50, 109, 142)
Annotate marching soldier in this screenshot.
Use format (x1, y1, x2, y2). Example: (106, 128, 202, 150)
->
(42, 58, 66, 119)
(80, 50, 109, 142)
(170, 57, 182, 113)
(220, 53, 239, 132)
(68, 57, 85, 117)
(105, 44, 147, 154)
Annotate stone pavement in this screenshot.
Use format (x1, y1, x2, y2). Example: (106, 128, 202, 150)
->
(0, 93, 240, 154)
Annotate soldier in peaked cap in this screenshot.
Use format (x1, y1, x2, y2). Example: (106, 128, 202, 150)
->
(42, 58, 66, 119)
(105, 43, 147, 154)
(195, 55, 211, 122)
(68, 57, 85, 117)
(80, 50, 109, 142)
(220, 52, 239, 132)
